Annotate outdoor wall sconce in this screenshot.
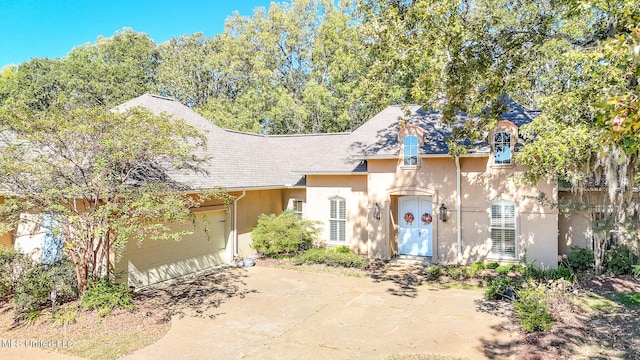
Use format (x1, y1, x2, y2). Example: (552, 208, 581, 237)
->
(439, 203, 447, 222)
(373, 203, 381, 220)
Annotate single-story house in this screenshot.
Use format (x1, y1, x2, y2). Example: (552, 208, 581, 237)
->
(2, 94, 594, 286)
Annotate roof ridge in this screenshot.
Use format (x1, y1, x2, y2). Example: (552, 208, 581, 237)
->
(221, 128, 352, 138)
(142, 93, 178, 102)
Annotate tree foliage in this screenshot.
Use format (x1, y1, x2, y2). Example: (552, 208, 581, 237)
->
(0, 104, 227, 293)
(0, 28, 158, 111)
(360, 0, 640, 273)
(193, 0, 375, 134)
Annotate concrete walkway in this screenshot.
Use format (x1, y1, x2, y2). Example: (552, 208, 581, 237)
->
(3, 265, 517, 359)
(125, 265, 516, 359)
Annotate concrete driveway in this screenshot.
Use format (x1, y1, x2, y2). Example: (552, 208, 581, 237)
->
(4, 264, 517, 360)
(123, 264, 516, 360)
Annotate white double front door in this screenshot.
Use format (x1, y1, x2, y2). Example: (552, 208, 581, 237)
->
(398, 196, 433, 257)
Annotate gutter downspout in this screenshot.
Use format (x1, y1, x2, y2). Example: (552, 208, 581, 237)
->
(455, 156, 462, 265)
(233, 191, 246, 258)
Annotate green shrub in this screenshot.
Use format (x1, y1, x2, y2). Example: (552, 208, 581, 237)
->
(293, 247, 367, 269)
(549, 266, 575, 282)
(14, 259, 78, 313)
(520, 264, 575, 282)
(0, 246, 34, 298)
(632, 265, 640, 277)
(519, 262, 540, 278)
(511, 264, 523, 272)
(484, 276, 514, 300)
(514, 287, 555, 332)
(567, 247, 595, 272)
(424, 265, 442, 280)
(335, 245, 351, 254)
(486, 262, 500, 269)
(495, 265, 510, 275)
(446, 266, 466, 280)
(462, 262, 484, 278)
(605, 244, 633, 275)
(81, 277, 133, 317)
(251, 210, 319, 256)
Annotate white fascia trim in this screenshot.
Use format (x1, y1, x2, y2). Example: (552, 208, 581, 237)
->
(191, 185, 306, 192)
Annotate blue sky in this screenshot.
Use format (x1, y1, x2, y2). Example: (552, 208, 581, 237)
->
(1, 0, 274, 68)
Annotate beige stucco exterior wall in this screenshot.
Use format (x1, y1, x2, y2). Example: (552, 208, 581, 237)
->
(458, 158, 558, 268)
(557, 191, 596, 256)
(305, 175, 368, 254)
(363, 156, 559, 268)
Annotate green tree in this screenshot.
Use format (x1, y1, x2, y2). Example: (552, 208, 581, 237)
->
(0, 28, 159, 111)
(63, 28, 159, 107)
(360, 0, 640, 273)
(0, 58, 66, 111)
(193, 0, 375, 134)
(156, 33, 222, 108)
(0, 104, 227, 293)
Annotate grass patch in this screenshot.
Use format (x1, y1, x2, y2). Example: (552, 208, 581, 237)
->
(427, 281, 482, 290)
(60, 330, 163, 360)
(607, 292, 640, 309)
(575, 293, 620, 313)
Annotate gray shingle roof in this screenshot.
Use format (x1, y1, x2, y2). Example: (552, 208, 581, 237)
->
(116, 94, 353, 189)
(117, 94, 536, 190)
(335, 97, 536, 160)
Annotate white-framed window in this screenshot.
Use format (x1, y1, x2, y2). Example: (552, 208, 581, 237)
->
(403, 135, 418, 166)
(329, 197, 346, 243)
(292, 200, 304, 217)
(490, 200, 516, 258)
(493, 131, 512, 165)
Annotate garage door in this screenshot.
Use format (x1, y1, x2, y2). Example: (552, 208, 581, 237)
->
(121, 210, 227, 287)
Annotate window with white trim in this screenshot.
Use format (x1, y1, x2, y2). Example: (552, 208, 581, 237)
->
(490, 200, 516, 258)
(403, 135, 418, 166)
(329, 197, 346, 243)
(292, 200, 303, 217)
(493, 131, 511, 165)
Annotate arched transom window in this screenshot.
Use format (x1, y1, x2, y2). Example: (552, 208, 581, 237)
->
(493, 131, 511, 165)
(403, 135, 418, 166)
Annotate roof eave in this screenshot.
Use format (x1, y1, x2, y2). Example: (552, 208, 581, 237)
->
(294, 171, 367, 176)
(351, 152, 489, 160)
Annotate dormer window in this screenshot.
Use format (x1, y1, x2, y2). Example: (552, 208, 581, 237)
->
(403, 135, 418, 166)
(493, 131, 511, 165)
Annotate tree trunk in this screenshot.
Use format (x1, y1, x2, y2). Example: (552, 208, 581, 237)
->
(594, 231, 606, 276)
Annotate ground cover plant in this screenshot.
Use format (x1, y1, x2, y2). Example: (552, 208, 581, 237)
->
(293, 246, 368, 269)
(81, 277, 134, 317)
